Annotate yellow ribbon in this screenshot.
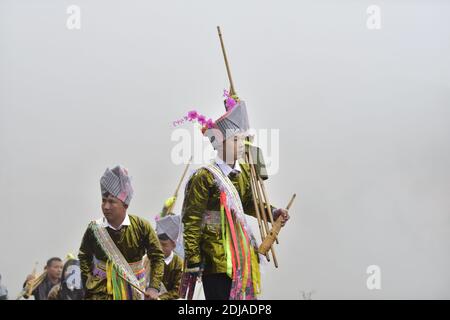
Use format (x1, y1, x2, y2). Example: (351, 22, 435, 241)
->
(106, 260, 113, 295)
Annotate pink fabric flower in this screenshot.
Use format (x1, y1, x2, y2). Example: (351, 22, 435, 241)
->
(187, 110, 198, 121)
(206, 118, 214, 129)
(197, 115, 206, 125)
(223, 89, 237, 110)
(225, 97, 236, 110)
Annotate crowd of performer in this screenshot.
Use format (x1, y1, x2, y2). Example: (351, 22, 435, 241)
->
(6, 93, 290, 301)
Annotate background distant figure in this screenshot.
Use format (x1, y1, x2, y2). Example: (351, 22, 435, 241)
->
(23, 257, 63, 300)
(47, 257, 84, 300)
(0, 274, 8, 300)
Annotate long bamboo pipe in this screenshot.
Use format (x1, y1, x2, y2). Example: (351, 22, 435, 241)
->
(259, 194, 296, 255)
(217, 26, 236, 96)
(248, 148, 279, 245)
(26, 262, 38, 296)
(245, 152, 270, 262)
(248, 152, 278, 267)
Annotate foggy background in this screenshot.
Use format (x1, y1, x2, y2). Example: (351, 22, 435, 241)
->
(1, 0, 449, 299)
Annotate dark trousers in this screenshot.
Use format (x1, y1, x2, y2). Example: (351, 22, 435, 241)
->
(202, 273, 232, 300)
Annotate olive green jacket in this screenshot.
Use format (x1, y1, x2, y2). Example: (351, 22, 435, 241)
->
(78, 214, 164, 300)
(182, 162, 273, 275)
(159, 253, 183, 300)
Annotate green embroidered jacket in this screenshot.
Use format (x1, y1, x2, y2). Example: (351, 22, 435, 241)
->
(159, 253, 183, 300)
(78, 214, 164, 300)
(182, 162, 273, 275)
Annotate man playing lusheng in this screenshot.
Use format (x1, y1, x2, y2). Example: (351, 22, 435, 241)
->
(182, 97, 290, 300)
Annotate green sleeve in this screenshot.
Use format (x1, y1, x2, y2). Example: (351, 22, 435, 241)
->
(181, 168, 212, 268)
(143, 221, 165, 290)
(78, 225, 93, 286)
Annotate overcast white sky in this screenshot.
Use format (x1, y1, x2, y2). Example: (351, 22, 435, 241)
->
(1, 0, 450, 299)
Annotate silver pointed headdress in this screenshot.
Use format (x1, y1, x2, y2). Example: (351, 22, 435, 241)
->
(204, 100, 250, 148)
(100, 165, 134, 205)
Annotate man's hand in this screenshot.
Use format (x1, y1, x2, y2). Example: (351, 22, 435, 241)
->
(273, 208, 290, 227)
(144, 288, 159, 300)
(26, 274, 36, 283)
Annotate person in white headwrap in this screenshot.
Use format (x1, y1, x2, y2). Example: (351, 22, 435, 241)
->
(78, 165, 165, 300)
(153, 214, 184, 300)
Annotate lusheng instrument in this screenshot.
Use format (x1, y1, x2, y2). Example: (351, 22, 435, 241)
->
(217, 26, 296, 268)
(17, 262, 47, 300)
(258, 194, 296, 255)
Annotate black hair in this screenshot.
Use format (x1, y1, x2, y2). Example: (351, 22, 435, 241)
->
(158, 233, 171, 241)
(46, 257, 62, 267)
(101, 191, 111, 198)
(102, 192, 128, 208)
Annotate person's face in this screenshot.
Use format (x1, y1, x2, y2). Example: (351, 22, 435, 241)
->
(159, 239, 176, 258)
(47, 261, 63, 280)
(221, 133, 245, 163)
(102, 194, 127, 222)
